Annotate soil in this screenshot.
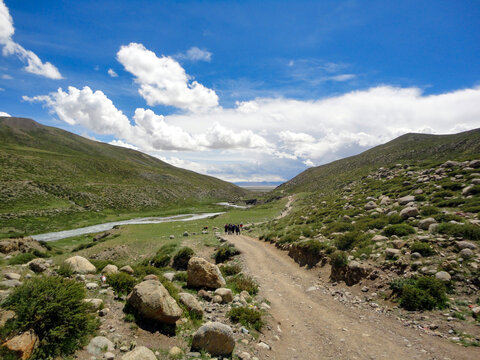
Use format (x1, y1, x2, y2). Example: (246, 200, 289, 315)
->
(225, 234, 479, 360)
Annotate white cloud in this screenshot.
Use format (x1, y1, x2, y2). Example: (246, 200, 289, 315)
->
(327, 73, 356, 82)
(1, 73, 11, 79)
(176, 46, 212, 62)
(109, 139, 138, 150)
(0, 0, 62, 79)
(107, 68, 118, 77)
(117, 42, 218, 112)
(0, 111, 10, 116)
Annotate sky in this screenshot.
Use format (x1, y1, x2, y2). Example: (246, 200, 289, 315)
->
(1, 0, 480, 184)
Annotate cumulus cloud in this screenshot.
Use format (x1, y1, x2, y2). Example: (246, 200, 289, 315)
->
(2, 73, 11, 79)
(176, 46, 212, 62)
(0, 111, 10, 116)
(0, 0, 62, 79)
(327, 73, 356, 82)
(107, 68, 118, 77)
(109, 139, 138, 150)
(117, 43, 218, 112)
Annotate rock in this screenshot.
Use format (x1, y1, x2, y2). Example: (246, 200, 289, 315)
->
(102, 265, 118, 274)
(169, 235, 175, 239)
(379, 196, 391, 206)
(459, 248, 474, 259)
(418, 218, 437, 230)
(0, 279, 22, 288)
(214, 288, 234, 303)
(1, 330, 38, 360)
(126, 280, 182, 324)
(364, 201, 377, 210)
(462, 185, 476, 196)
(411, 252, 422, 259)
(240, 290, 251, 302)
(212, 295, 223, 303)
(198, 289, 212, 301)
(143, 274, 158, 281)
(257, 342, 271, 350)
(187, 257, 226, 289)
(86, 282, 99, 290)
(104, 352, 115, 360)
(469, 160, 480, 168)
(163, 272, 175, 281)
(398, 195, 415, 205)
(4, 272, 21, 281)
(238, 352, 251, 360)
(87, 336, 115, 356)
(28, 258, 49, 273)
(119, 265, 134, 275)
(183, 231, 189, 237)
(84, 298, 104, 310)
(372, 235, 388, 242)
(400, 206, 419, 219)
(435, 271, 451, 282)
(64, 256, 96, 274)
(471, 178, 480, 185)
(122, 346, 157, 360)
(385, 248, 401, 259)
(428, 223, 439, 233)
(191, 322, 235, 356)
(392, 240, 406, 249)
(472, 306, 480, 319)
(179, 292, 203, 317)
(330, 260, 374, 286)
(456, 241, 477, 250)
(169, 346, 183, 356)
(0, 309, 15, 327)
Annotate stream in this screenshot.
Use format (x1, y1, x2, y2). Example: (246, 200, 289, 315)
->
(31, 212, 225, 242)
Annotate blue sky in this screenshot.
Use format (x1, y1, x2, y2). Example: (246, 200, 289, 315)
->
(1, 0, 480, 183)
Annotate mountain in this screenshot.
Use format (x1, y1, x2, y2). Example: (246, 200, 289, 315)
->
(0, 117, 247, 235)
(278, 128, 480, 194)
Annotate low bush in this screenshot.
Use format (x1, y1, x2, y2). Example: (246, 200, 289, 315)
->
(324, 221, 354, 235)
(330, 251, 348, 268)
(420, 206, 440, 216)
(173, 271, 188, 282)
(57, 263, 74, 277)
(213, 244, 240, 264)
(227, 274, 258, 295)
(437, 222, 480, 241)
(106, 272, 137, 295)
(410, 242, 434, 256)
(388, 213, 404, 224)
(1, 277, 98, 359)
(227, 307, 263, 331)
(389, 276, 448, 311)
(383, 224, 415, 237)
(221, 263, 242, 276)
(335, 231, 371, 251)
(7, 252, 36, 265)
(172, 247, 194, 270)
(151, 253, 171, 268)
(436, 198, 465, 208)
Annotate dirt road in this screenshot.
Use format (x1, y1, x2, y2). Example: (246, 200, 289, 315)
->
(225, 234, 477, 360)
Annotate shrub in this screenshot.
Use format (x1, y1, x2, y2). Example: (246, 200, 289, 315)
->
(172, 247, 194, 270)
(221, 263, 242, 276)
(8, 252, 36, 265)
(213, 244, 240, 264)
(335, 231, 371, 251)
(436, 198, 465, 208)
(324, 221, 354, 234)
(437, 222, 480, 241)
(106, 272, 137, 295)
(227, 274, 258, 295)
(421, 206, 440, 216)
(389, 276, 448, 311)
(410, 242, 434, 256)
(330, 251, 348, 268)
(57, 263, 74, 277)
(151, 254, 171, 268)
(388, 213, 404, 224)
(173, 271, 188, 282)
(1, 277, 98, 359)
(383, 224, 415, 237)
(228, 307, 263, 331)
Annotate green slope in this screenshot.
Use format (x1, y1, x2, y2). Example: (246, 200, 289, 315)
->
(278, 128, 480, 194)
(0, 117, 247, 235)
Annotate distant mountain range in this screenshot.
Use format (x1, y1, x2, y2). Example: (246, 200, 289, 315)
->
(235, 182, 282, 187)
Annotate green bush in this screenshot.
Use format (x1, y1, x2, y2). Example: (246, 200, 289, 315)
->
(106, 272, 137, 295)
(324, 221, 354, 234)
(57, 263, 74, 277)
(213, 244, 240, 264)
(389, 276, 448, 311)
(221, 263, 242, 276)
(437, 222, 480, 241)
(8, 252, 36, 265)
(173, 271, 188, 282)
(1, 277, 98, 359)
(383, 224, 415, 237)
(388, 213, 404, 224)
(335, 231, 371, 251)
(151, 253, 171, 268)
(420, 206, 440, 216)
(228, 307, 263, 331)
(330, 251, 348, 268)
(172, 247, 194, 270)
(410, 242, 434, 256)
(227, 274, 258, 295)
(436, 198, 465, 207)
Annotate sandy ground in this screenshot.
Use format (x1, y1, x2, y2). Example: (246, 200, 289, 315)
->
(225, 234, 478, 360)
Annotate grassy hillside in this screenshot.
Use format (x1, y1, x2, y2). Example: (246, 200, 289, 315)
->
(0, 117, 247, 236)
(278, 129, 480, 194)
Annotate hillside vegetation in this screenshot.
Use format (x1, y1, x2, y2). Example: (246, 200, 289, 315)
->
(278, 129, 480, 194)
(0, 117, 247, 237)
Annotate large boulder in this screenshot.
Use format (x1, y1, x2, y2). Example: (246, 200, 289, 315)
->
(120, 265, 135, 275)
(64, 256, 96, 274)
(28, 258, 49, 273)
(191, 322, 235, 356)
(398, 195, 415, 205)
(126, 280, 182, 324)
(385, 248, 401, 259)
(102, 264, 118, 274)
(435, 271, 451, 282)
(87, 336, 114, 356)
(179, 292, 203, 317)
(456, 241, 477, 250)
(122, 346, 157, 360)
(187, 257, 226, 289)
(400, 206, 419, 219)
(418, 217, 437, 230)
(1, 330, 38, 360)
(364, 201, 377, 210)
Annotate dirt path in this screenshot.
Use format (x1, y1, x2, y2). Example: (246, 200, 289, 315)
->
(225, 234, 478, 360)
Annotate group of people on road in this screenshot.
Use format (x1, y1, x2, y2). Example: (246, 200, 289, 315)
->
(224, 223, 242, 235)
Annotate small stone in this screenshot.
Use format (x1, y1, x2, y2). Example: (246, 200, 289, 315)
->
(104, 352, 115, 360)
(4, 273, 21, 280)
(256, 342, 271, 350)
(169, 346, 183, 356)
(214, 288, 233, 303)
(87, 336, 114, 356)
(238, 352, 251, 360)
(102, 265, 118, 274)
(459, 248, 474, 259)
(471, 306, 480, 319)
(119, 265, 134, 275)
(86, 282, 99, 290)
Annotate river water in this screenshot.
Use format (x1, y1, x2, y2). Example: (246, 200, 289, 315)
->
(31, 212, 225, 242)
